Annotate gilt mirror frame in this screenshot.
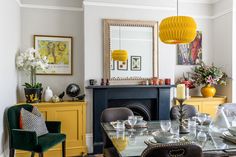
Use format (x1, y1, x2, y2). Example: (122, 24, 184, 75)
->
(103, 19, 158, 83)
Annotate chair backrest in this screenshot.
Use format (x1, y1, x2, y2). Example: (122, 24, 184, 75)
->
(101, 107, 134, 123)
(170, 104, 197, 120)
(100, 107, 134, 148)
(7, 104, 33, 130)
(141, 142, 202, 157)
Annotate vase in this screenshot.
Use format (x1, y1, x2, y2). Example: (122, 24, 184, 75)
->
(201, 84, 216, 97)
(44, 86, 53, 102)
(24, 88, 42, 103)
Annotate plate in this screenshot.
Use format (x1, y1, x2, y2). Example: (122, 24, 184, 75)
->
(124, 120, 147, 128)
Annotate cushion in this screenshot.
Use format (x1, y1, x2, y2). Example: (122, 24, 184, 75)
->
(21, 107, 48, 136)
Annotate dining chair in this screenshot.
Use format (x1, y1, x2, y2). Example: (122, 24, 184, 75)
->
(100, 107, 134, 157)
(7, 104, 66, 157)
(141, 142, 202, 157)
(170, 104, 197, 120)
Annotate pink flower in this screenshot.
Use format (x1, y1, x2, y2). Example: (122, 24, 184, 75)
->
(206, 75, 216, 85)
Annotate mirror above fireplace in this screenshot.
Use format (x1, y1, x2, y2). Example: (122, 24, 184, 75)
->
(103, 19, 159, 83)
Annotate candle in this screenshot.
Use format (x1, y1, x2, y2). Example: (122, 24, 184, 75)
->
(176, 84, 186, 99)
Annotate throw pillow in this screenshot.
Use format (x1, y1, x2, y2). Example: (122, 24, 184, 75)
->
(21, 107, 48, 136)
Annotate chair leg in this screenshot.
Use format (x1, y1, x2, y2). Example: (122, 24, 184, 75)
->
(62, 140, 66, 157)
(31, 152, 35, 157)
(9, 148, 15, 157)
(38, 153, 43, 157)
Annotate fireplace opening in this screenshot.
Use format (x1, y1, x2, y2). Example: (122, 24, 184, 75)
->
(108, 99, 157, 121)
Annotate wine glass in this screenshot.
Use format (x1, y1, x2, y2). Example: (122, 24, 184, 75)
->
(128, 116, 137, 132)
(197, 113, 207, 130)
(160, 120, 171, 132)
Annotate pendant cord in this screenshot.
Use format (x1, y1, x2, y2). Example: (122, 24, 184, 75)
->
(177, 0, 179, 16)
(119, 26, 121, 50)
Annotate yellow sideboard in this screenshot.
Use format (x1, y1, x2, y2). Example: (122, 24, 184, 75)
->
(16, 101, 87, 157)
(179, 96, 227, 117)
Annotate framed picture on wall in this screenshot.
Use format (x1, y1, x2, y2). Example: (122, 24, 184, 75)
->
(131, 56, 141, 71)
(177, 31, 202, 65)
(34, 35, 73, 75)
(117, 60, 128, 71)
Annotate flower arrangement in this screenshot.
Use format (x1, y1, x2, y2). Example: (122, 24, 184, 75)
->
(16, 48, 48, 88)
(177, 72, 195, 89)
(191, 62, 228, 86)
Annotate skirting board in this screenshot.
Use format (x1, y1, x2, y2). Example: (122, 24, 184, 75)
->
(86, 133, 93, 153)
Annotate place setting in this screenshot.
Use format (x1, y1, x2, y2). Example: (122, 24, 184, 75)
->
(110, 115, 148, 134)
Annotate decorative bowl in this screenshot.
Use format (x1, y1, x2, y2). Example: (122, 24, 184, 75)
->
(152, 131, 174, 143)
(228, 127, 236, 136)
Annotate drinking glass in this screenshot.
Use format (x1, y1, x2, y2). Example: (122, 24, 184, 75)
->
(188, 117, 197, 140)
(197, 113, 207, 130)
(128, 116, 137, 131)
(197, 131, 207, 143)
(170, 122, 179, 139)
(160, 120, 171, 132)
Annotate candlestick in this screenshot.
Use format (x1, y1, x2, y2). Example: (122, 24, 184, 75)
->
(176, 84, 186, 99)
(175, 97, 189, 134)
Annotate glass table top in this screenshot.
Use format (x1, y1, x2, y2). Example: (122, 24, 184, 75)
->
(101, 121, 236, 157)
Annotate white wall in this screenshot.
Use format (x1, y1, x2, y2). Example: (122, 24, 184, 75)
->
(212, 0, 233, 102)
(0, 0, 21, 156)
(84, 0, 214, 133)
(19, 8, 84, 101)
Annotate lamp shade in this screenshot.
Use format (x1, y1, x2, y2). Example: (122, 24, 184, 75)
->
(159, 16, 197, 44)
(112, 50, 128, 61)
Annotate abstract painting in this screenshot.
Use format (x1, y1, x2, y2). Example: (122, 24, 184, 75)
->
(34, 35, 72, 75)
(117, 60, 128, 71)
(177, 31, 202, 65)
(131, 56, 141, 71)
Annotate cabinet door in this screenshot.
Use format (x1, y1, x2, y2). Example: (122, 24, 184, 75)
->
(184, 101, 202, 112)
(201, 102, 219, 117)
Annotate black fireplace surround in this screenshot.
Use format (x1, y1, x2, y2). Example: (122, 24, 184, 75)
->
(87, 85, 174, 153)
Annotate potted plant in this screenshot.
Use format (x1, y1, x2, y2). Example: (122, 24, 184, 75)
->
(191, 62, 228, 97)
(16, 48, 48, 103)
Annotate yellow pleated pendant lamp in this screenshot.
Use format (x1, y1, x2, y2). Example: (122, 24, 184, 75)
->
(159, 0, 197, 44)
(112, 26, 128, 61)
(112, 50, 128, 61)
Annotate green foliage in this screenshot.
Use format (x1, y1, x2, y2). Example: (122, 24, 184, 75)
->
(23, 82, 42, 89)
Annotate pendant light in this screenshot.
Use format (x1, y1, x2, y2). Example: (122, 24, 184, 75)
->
(111, 26, 128, 61)
(159, 0, 197, 44)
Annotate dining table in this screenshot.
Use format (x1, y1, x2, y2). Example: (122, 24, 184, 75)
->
(101, 121, 236, 157)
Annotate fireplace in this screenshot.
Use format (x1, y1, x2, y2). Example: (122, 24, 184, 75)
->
(87, 85, 174, 153)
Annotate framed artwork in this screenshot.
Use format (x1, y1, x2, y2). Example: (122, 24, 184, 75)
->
(117, 60, 128, 71)
(110, 57, 115, 70)
(177, 31, 202, 65)
(131, 56, 141, 71)
(34, 35, 73, 75)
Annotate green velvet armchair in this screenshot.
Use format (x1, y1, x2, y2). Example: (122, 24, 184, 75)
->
(7, 104, 66, 157)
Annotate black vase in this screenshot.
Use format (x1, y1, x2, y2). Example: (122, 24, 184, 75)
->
(24, 88, 43, 103)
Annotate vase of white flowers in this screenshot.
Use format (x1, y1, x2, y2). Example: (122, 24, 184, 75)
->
(16, 48, 48, 103)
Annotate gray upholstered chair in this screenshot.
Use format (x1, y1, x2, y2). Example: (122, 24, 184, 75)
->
(170, 104, 197, 120)
(141, 142, 202, 157)
(100, 107, 134, 157)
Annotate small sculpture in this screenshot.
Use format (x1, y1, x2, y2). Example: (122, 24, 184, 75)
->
(58, 91, 65, 102)
(101, 78, 105, 86)
(76, 94, 85, 101)
(106, 79, 110, 86)
(52, 95, 60, 103)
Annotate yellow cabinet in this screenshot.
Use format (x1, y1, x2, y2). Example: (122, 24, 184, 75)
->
(16, 101, 87, 157)
(182, 96, 227, 117)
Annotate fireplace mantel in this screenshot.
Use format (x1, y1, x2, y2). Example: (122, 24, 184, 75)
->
(86, 85, 175, 153)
